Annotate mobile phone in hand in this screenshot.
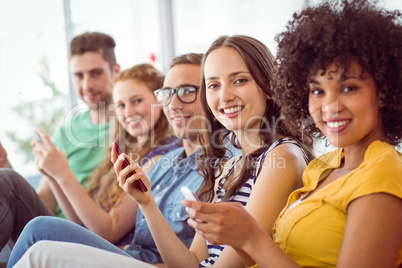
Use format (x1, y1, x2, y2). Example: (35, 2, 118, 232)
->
(181, 186, 199, 201)
(31, 128, 43, 143)
(112, 142, 148, 192)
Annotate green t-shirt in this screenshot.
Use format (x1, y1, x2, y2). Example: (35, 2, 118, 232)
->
(52, 110, 110, 218)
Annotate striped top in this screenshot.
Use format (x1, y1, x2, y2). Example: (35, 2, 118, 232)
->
(199, 138, 309, 267)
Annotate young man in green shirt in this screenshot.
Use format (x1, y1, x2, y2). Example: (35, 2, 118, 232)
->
(37, 32, 120, 217)
(0, 32, 120, 259)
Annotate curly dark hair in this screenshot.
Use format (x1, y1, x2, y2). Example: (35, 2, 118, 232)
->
(274, 0, 402, 145)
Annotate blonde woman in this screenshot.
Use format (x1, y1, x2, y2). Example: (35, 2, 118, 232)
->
(0, 63, 179, 253)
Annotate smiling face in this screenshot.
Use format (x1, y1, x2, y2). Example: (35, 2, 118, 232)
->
(70, 51, 115, 108)
(204, 47, 268, 133)
(308, 61, 386, 149)
(113, 79, 162, 139)
(162, 64, 203, 142)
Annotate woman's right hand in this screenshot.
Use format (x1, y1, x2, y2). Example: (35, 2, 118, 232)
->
(31, 129, 71, 180)
(111, 147, 152, 205)
(182, 201, 265, 249)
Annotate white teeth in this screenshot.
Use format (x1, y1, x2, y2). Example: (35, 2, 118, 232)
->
(127, 118, 142, 125)
(223, 106, 242, 114)
(327, 120, 349, 128)
(173, 117, 186, 121)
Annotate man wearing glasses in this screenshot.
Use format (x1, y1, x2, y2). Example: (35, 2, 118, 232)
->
(154, 78, 201, 147)
(7, 53, 209, 267)
(126, 53, 206, 263)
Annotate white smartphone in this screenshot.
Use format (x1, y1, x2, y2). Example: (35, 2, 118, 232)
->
(31, 128, 43, 143)
(180, 186, 200, 201)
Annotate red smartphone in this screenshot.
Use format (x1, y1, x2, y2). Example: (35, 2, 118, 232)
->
(112, 142, 148, 192)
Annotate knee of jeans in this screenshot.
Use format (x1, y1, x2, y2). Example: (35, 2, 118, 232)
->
(26, 216, 50, 227)
(26, 216, 73, 240)
(23, 216, 55, 236)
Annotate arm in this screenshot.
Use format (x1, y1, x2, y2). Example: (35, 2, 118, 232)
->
(214, 144, 306, 267)
(337, 193, 402, 267)
(115, 144, 306, 267)
(35, 148, 161, 221)
(33, 130, 138, 243)
(184, 177, 402, 267)
(184, 201, 300, 267)
(186, 144, 307, 267)
(40, 174, 81, 222)
(36, 176, 58, 213)
(33, 136, 83, 221)
(113, 150, 202, 268)
(34, 130, 72, 215)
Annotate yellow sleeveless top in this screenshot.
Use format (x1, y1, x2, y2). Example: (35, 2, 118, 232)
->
(271, 141, 402, 267)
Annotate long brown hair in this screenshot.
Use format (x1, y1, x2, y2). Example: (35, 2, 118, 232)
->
(197, 35, 314, 202)
(87, 63, 171, 211)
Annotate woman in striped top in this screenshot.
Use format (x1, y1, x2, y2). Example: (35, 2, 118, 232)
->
(184, 1, 402, 267)
(112, 34, 314, 268)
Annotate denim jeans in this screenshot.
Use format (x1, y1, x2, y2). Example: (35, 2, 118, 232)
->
(0, 168, 53, 251)
(8, 217, 132, 267)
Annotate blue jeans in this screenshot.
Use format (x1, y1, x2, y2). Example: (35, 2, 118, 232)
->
(7, 216, 132, 267)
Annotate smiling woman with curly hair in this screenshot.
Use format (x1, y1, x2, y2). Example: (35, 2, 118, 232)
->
(4, 1, 402, 267)
(180, 0, 402, 267)
(274, 0, 402, 146)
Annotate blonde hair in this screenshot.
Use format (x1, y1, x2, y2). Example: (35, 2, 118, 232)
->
(87, 63, 171, 211)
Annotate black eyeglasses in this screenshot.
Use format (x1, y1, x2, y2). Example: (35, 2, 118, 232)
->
(154, 85, 199, 106)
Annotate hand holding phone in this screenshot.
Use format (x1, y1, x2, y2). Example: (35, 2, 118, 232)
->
(113, 142, 148, 192)
(181, 186, 199, 201)
(31, 128, 43, 143)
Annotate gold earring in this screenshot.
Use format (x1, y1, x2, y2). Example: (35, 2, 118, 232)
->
(378, 98, 385, 107)
(378, 92, 386, 107)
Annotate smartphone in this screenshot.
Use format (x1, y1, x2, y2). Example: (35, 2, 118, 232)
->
(112, 142, 148, 192)
(31, 128, 43, 143)
(180, 186, 199, 201)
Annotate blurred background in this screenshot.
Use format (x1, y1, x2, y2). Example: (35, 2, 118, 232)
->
(0, 0, 401, 183)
